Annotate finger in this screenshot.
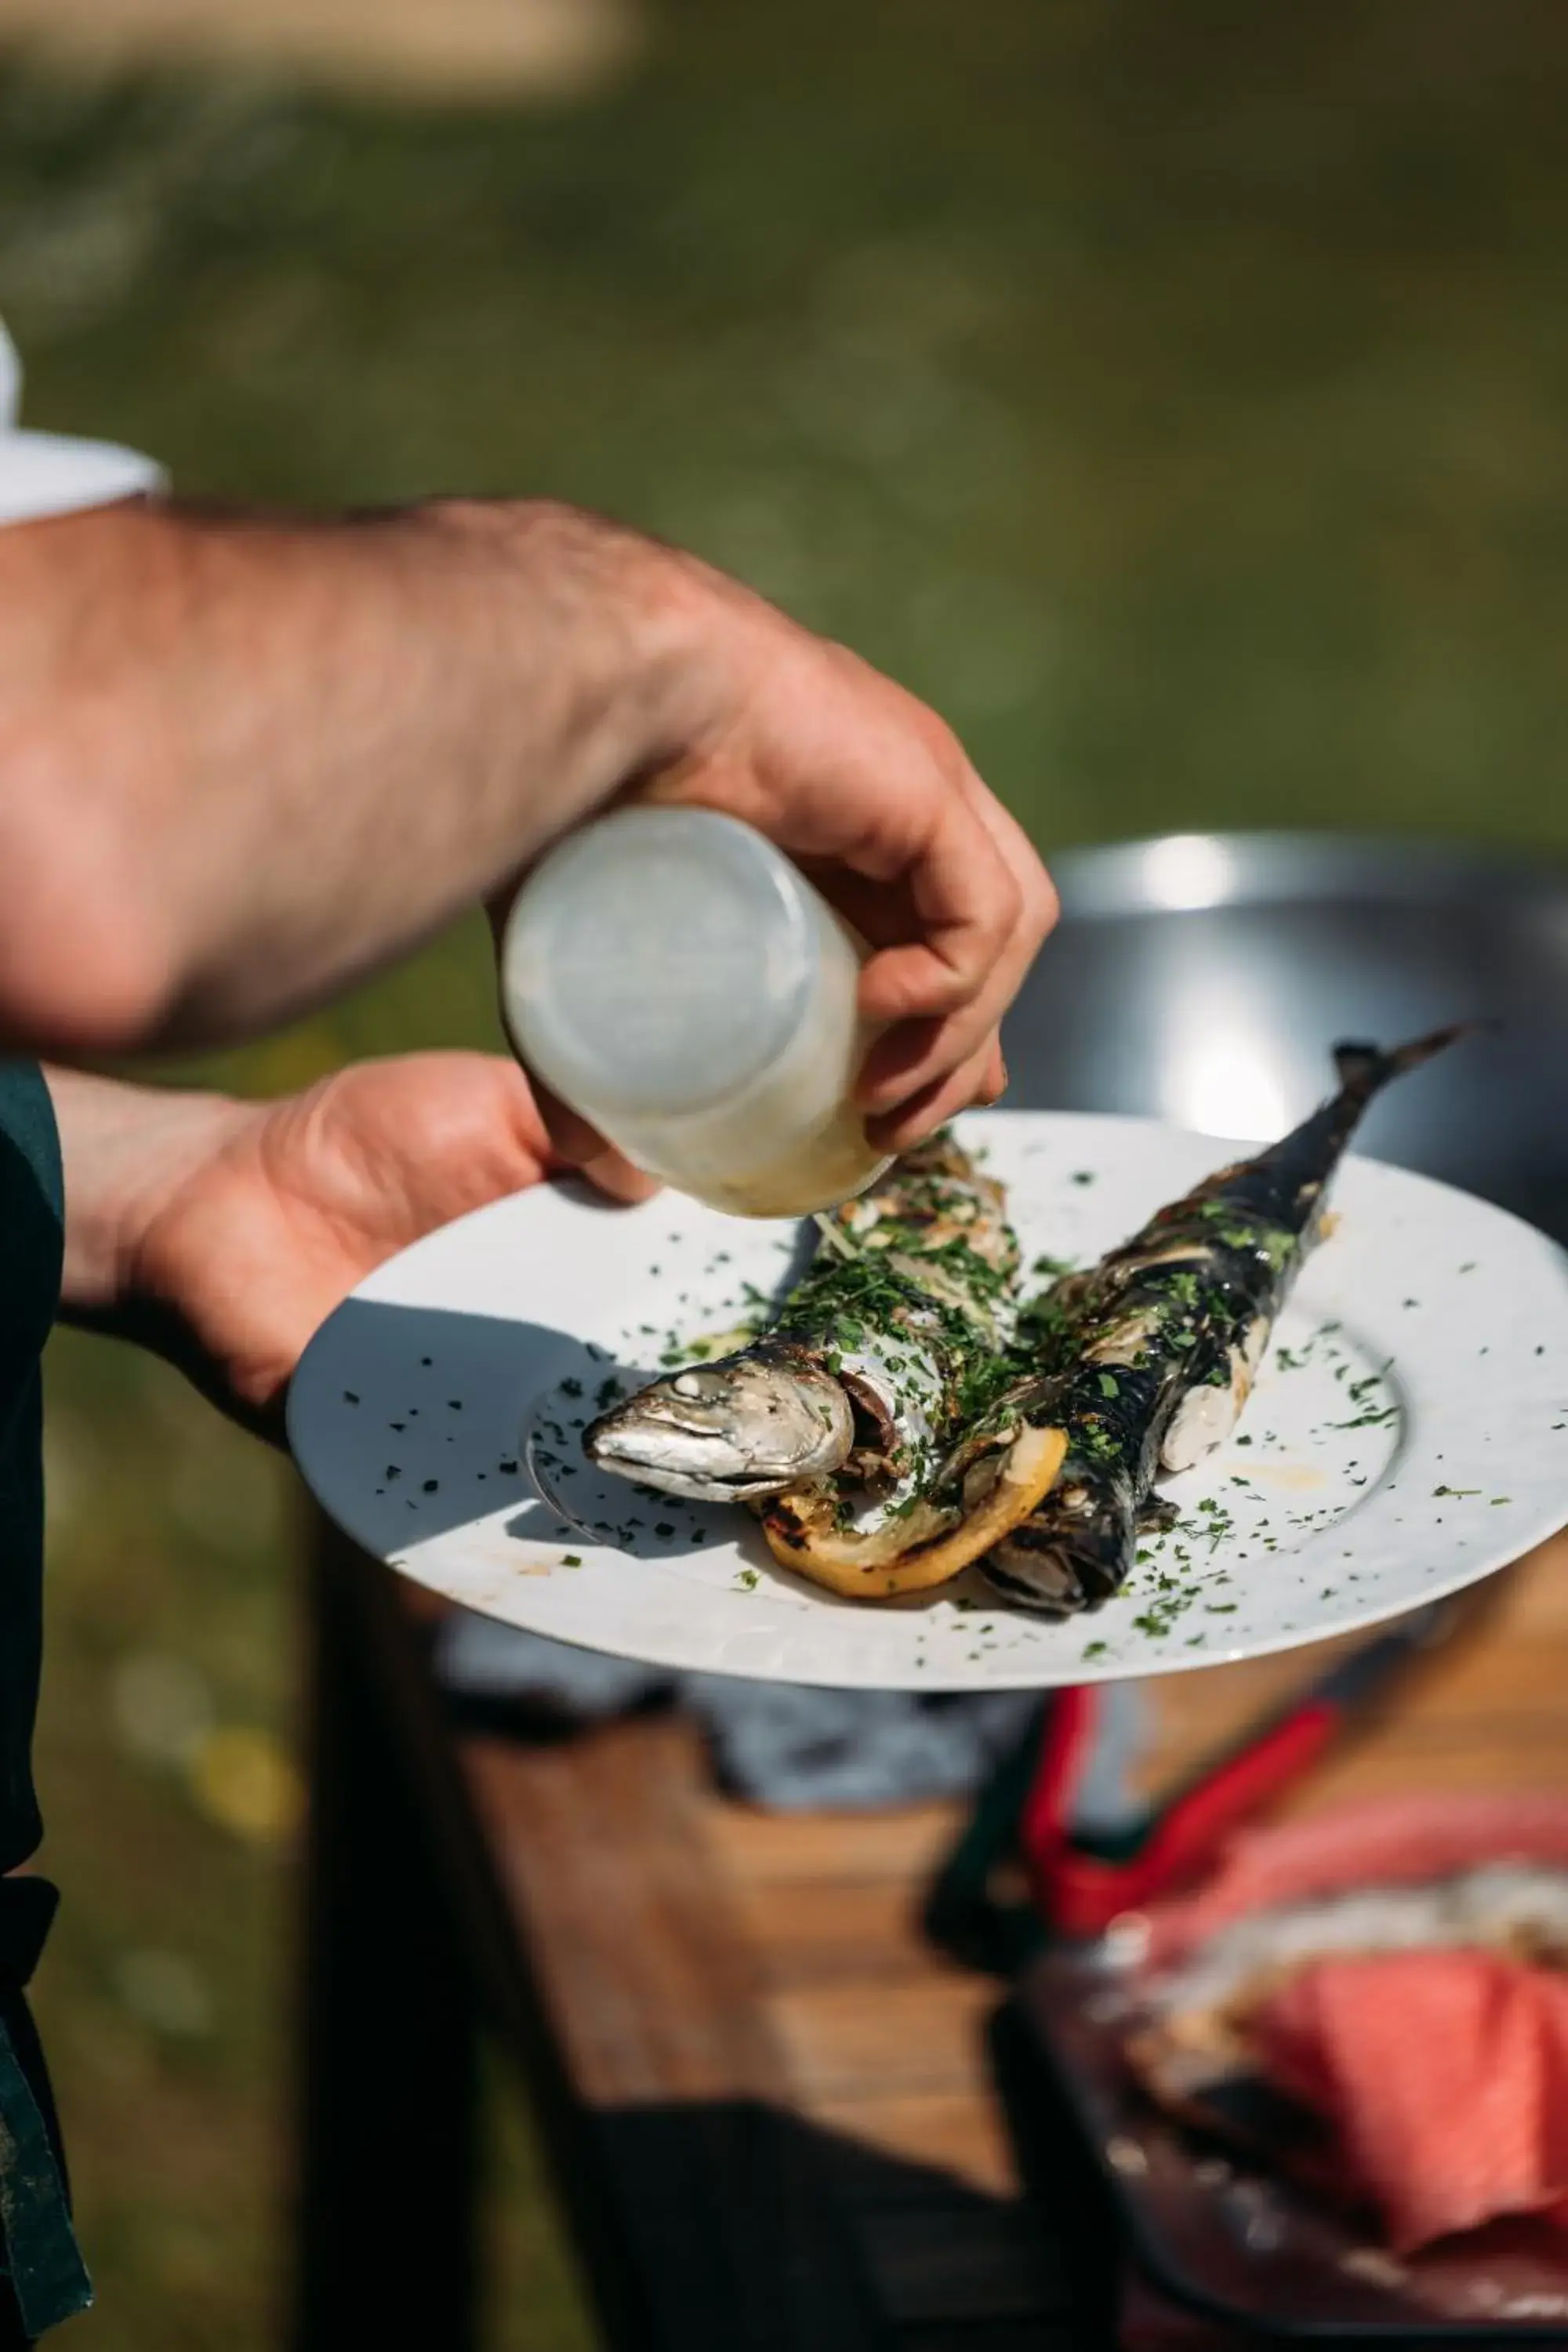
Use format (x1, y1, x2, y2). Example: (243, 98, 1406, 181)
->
(854, 789, 1024, 1027)
(864, 1040, 1007, 1152)
(525, 1073, 604, 1167)
(855, 825, 1052, 1112)
(855, 973, 1009, 1113)
(855, 934, 1022, 1112)
(848, 760, 1054, 1028)
(745, 661, 1033, 1010)
(955, 768, 1059, 946)
(530, 1075, 661, 1205)
(579, 1145, 662, 1207)
(855, 1013, 948, 1112)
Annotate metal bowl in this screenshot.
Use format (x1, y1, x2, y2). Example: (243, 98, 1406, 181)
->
(1001, 832, 1568, 1242)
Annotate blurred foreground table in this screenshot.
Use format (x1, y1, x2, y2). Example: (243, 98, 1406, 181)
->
(290, 1519, 1568, 2352)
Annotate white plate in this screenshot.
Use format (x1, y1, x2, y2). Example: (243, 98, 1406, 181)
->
(288, 1111, 1568, 1690)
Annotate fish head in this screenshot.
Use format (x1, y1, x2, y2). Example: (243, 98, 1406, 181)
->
(979, 1454, 1136, 1616)
(583, 1345, 854, 1502)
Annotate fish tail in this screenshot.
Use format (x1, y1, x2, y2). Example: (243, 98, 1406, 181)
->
(1331, 1021, 1483, 1102)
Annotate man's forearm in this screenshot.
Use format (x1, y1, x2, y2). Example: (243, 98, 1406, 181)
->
(0, 497, 702, 1054)
(2, 481, 1056, 1143)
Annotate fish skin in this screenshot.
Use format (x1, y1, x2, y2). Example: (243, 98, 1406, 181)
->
(982, 1025, 1474, 1617)
(584, 1132, 1020, 1507)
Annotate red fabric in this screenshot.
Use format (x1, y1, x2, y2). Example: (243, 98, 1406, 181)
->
(1144, 1793, 1568, 1966)
(1250, 1951, 1568, 2253)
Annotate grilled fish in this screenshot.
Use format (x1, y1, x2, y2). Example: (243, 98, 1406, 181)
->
(586, 1132, 1020, 1508)
(981, 1026, 1471, 1617)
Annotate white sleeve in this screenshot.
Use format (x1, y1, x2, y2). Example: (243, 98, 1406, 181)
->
(0, 318, 165, 524)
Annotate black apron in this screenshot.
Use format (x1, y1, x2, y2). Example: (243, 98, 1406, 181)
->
(0, 1065, 91, 2338)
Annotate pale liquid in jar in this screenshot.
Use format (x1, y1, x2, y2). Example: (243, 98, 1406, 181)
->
(499, 808, 893, 1217)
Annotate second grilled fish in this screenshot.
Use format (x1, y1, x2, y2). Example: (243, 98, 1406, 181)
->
(981, 1026, 1471, 1617)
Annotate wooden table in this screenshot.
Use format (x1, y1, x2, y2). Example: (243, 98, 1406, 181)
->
(289, 1521, 1568, 2352)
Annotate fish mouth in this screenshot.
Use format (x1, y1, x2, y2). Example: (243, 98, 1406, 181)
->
(583, 1450, 795, 1505)
(583, 1435, 813, 1506)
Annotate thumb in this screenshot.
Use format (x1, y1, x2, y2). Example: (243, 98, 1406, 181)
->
(530, 1073, 662, 1207)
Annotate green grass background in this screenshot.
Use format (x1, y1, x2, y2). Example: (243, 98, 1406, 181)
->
(2, 0, 1566, 2342)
